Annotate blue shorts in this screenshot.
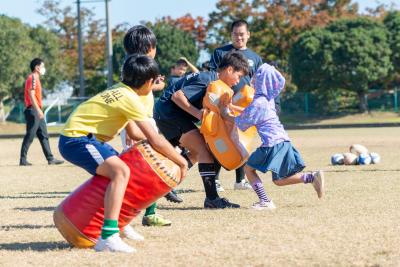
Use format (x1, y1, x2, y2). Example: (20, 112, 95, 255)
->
(247, 141, 305, 180)
(58, 134, 119, 175)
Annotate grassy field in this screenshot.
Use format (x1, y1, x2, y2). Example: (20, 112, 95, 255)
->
(1, 111, 399, 135)
(0, 127, 399, 266)
(281, 111, 400, 126)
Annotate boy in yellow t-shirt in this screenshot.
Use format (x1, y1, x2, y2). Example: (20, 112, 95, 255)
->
(59, 54, 187, 253)
(120, 26, 181, 232)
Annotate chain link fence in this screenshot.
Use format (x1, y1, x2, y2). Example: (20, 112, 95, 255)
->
(5, 89, 399, 124)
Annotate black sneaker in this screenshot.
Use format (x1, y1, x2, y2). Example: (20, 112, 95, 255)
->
(204, 197, 240, 209)
(19, 160, 32, 166)
(48, 159, 64, 165)
(164, 190, 183, 203)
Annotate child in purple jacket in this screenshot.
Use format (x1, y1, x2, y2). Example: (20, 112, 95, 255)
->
(221, 63, 325, 210)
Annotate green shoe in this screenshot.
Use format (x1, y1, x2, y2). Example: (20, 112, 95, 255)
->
(142, 214, 172, 227)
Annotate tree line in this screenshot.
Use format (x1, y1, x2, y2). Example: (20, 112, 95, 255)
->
(0, 0, 399, 114)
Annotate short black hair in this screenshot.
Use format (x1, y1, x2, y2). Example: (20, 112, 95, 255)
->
(123, 25, 157, 55)
(230, 19, 249, 32)
(121, 54, 160, 89)
(217, 51, 249, 76)
(201, 61, 210, 71)
(30, 58, 43, 72)
(175, 59, 188, 67)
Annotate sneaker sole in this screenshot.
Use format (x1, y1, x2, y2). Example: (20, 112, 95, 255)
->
(314, 171, 325, 198)
(234, 186, 252, 190)
(142, 221, 172, 227)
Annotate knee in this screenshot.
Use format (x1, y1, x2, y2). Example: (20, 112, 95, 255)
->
(199, 149, 214, 162)
(273, 180, 284, 186)
(244, 165, 252, 172)
(115, 164, 130, 182)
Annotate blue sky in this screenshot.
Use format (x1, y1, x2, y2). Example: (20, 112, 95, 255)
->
(1, 0, 398, 28)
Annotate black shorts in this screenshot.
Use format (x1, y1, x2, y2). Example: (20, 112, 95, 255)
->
(155, 117, 197, 147)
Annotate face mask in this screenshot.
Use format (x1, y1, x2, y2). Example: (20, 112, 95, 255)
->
(39, 67, 46, 76)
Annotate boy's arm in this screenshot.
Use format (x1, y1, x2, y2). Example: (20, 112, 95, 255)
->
(218, 101, 235, 123)
(125, 121, 146, 141)
(134, 120, 188, 178)
(171, 90, 203, 120)
(220, 109, 235, 123)
(229, 103, 244, 114)
(179, 57, 199, 73)
(152, 75, 165, 91)
(219, 92, 244, 115)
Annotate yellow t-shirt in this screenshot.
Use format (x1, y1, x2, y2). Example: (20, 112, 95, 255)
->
(140, 92, 154, 118)
(62, 82, 151, 142)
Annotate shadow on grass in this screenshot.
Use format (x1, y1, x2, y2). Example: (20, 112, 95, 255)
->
(0, 191, 69, 200)
(174, 189, 199, 194)
(14, 206, 55, 212)
(0, 241, 70, 251)
(157, 205, 203, 211)
(20, 192, 70, 195)
(325, 169, 400, 173)
(0, 195, 64, 199)
(1, 224, 54, 230)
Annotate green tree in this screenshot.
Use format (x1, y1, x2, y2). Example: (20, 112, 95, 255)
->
(0, 15, 63, 122)
(29, 26, 65, 93)
(384, 11, 400, 87)
(290, 17, 392, 112)
(111, 25, 130, 81)
(0, 16, 35, 122)
(144, 22, 199, 76)
(0, 16, 35, 102)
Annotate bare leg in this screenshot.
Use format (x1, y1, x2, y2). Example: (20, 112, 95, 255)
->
(96, 156, 130, 219)
(273, 173, 303, 186)
(244, 165, 274, 208)
(244, 164, 260, 184)
(179, 129, 214, 163)
(180, 129, 221, 201)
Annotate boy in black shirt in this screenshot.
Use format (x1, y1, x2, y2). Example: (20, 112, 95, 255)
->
(154, 51, 249, 209)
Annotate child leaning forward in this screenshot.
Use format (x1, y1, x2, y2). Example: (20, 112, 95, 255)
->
(58, 55, 187, 252)
(220, 63, 324, 210)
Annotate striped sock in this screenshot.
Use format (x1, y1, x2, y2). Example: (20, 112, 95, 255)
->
(251, 178, 270, 203)
(198, 163, 218, 200)
(101, 219, 119, 239)
(301, 172, 314, 184)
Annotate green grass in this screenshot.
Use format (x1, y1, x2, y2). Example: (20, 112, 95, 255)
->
(281, 111, 400, 125)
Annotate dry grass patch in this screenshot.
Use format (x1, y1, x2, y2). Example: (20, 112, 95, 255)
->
(0, 127, 399, 266)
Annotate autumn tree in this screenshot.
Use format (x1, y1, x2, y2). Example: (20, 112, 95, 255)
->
(161, 14, 207, 49)
(207, 0, 358, 68)
(38, 0, 109, 96)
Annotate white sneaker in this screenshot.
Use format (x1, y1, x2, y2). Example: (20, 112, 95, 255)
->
(215, 180, 225, 192)
(251, 201, 276, 210)
(94, 233, 136, 253)
(312, 170, 325, 199)
(234, 179, 252, 190)
(121, 225, 144, 241)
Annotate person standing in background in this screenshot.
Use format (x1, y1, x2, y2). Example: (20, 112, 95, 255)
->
(19, 58, 64, 166)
